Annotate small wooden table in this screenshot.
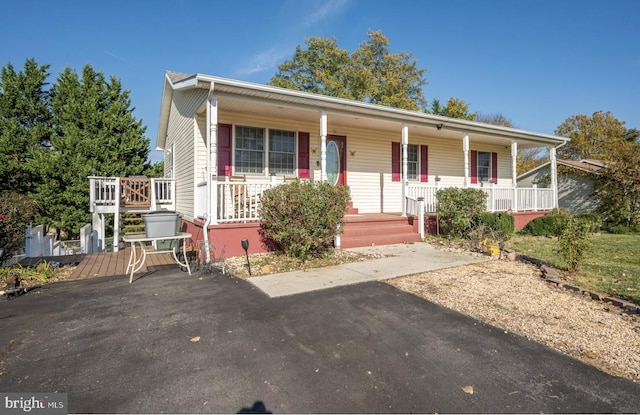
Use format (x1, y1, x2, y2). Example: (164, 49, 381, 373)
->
(123, 232, 192, 283)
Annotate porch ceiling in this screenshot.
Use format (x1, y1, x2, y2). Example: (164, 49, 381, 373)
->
(214, 93, 544, 149)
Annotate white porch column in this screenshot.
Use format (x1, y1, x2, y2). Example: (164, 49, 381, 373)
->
(549, 146, 558, 208)
(401, 124, 409, 217)
(320, 111, 328, 182)
(207, 95, 219, 225)
(463, 134, 470, 187)
(511, 140, 518, 212)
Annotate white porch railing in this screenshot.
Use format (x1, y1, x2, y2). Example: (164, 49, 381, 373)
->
(407, 184, 555, 213)
(216, 181, 274, 223)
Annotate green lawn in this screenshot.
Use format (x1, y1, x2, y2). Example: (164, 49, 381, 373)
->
(508, 233, 640, 305)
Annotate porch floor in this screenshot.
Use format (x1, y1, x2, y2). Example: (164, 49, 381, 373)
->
(69, 247, 180, 280)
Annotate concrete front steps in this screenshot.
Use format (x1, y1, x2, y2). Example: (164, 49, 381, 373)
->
(340, 213, 422, 249)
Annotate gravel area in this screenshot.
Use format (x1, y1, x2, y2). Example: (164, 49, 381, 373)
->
(387, 255, 640, 383)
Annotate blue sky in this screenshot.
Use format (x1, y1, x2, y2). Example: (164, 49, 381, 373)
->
(3, 0, 639, 164)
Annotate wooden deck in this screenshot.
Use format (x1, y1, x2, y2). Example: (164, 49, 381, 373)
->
(69, 247, 181, 279)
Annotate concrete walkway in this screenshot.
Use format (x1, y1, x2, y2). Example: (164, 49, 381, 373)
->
(249, 242, 486, 297)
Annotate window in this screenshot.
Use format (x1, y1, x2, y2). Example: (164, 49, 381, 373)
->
(234, 126, 297, 175)
(235, 126, 264, 174)
(269, 129, 296, 175)
(477, 151, 491, 182)
(407, 144, 419, 180)
(392, 142, 428, 182)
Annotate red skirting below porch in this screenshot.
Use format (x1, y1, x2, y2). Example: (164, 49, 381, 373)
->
(511, 211, 548, 230)
(181, 213, 422, 258)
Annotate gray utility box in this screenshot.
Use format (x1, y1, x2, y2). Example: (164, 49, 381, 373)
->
(142, 211, 180, 238)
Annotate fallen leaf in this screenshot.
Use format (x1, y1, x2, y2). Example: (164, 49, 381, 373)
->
(462, 385, 474, 394)
(190, 336, 201, 342)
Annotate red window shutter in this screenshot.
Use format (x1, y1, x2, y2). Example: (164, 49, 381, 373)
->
(298, 132, 310, 178)
(471, 150, 478, 184)
(492, 152, 498, 184)
(420, 145, 428, 182)
(392, 142, 400, 182)
(217, 123, 232, 176)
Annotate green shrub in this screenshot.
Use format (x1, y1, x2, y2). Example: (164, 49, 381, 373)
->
(608, 224, 630, 235)
(258, 180, 350, 259)
(549, 207, 572, 217)
(0, 191, 39, 265)
(574, 212, 602, 233)
(521, 214, 569, 237)
(558, 217, 591, 271)
(436, 188, 487, 237)
(475, 212, 514, 241)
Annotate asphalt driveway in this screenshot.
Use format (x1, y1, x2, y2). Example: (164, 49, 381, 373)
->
(1, 269, 639, 414)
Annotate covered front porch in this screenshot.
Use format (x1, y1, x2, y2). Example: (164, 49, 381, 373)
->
(89, 175, 552, 255)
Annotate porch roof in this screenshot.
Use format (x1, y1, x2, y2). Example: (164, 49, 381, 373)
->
(157, 70, 568, 151)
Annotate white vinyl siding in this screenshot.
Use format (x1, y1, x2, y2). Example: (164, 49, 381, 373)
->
(166, 88, 208, 221)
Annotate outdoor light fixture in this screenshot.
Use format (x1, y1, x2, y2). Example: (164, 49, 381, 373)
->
(241, 239, 252, 276)
(436, 124, 443, 130)
(5, 271, 21, 300)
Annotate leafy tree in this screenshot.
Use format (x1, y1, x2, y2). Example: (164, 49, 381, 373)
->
(595, 139, 640, 230)
(0, 59, 53, 194)
(623, 127, 640, 143)
(269, 36, 353, 99)
(555, 111, 626, 161)
(32, 64, 149, 238)
(516, 147, 545, 176)
(428, 97, 476, 120)
(270, 30, 428, 111)
(475, 113, 513, 128)
(351, 30, 428, 110)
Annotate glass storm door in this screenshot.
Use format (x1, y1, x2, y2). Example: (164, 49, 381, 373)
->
(326, 135, 346, 185)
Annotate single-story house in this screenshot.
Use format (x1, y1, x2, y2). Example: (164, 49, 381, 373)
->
(88, 71, 569, 257)
(517, 158, 604, 215)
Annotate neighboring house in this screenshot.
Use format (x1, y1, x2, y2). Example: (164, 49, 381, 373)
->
(517, 159, 605, 214)
(88, 71, 569, 256)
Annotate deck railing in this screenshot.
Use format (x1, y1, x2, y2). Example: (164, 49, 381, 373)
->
(89, 177, 176, 212)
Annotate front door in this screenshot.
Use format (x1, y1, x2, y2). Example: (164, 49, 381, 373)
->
(326, 135, 346, 185)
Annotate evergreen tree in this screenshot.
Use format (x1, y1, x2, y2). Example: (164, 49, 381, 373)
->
(428, 97, 476, 120)
(0, 59, 52, 194)
(33, 64, 149, 238)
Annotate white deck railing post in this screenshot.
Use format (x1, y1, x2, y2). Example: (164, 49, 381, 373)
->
(533, 183, 538, 212)
(150, 178, 157, 211)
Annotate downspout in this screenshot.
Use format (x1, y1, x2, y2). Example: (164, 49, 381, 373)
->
(551, 140, 568, 209)
(203, 82, 215, 263)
